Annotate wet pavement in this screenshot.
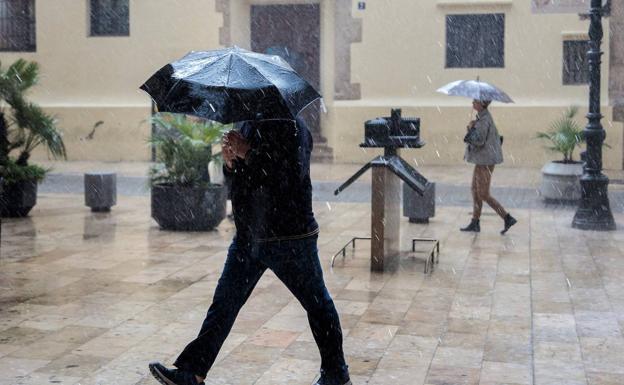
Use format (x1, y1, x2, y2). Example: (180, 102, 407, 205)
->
(1, 163, 624, 384)
(39, 168, 624, 212)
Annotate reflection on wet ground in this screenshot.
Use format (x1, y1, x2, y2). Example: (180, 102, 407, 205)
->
(1, 194, 624, 384)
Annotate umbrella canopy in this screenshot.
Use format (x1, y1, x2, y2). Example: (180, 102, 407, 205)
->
(140, 46, 321, 123)
(436, 79, 514, 103)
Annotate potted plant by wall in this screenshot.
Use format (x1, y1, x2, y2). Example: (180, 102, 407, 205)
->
(0, 60, 66, 217)
(536, 106, 588, 202)
(149, 113, 229, 231)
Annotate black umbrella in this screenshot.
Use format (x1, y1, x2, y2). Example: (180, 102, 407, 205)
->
(140, 46, 321, 123)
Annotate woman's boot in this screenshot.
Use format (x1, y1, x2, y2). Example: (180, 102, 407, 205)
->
(460, 219, 480, 232)
(501, 214, 517, 234)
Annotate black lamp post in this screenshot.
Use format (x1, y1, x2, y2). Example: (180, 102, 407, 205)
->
(572, 0, 616, 230)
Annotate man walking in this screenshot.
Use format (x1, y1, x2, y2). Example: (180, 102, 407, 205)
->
(149, 118, 351, 385)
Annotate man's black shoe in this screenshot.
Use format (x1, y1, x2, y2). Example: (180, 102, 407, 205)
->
(313, 369, 352, 385)
(501, 214, 517, 235)
(313, 378, 352, 385)
(149, 362, 204, 385)
(460, 219, 480, 232)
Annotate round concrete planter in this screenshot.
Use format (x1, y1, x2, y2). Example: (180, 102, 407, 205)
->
(0, 180, 38, 217)
(540, 161, 583, 202)
(151, 183, 227, 231)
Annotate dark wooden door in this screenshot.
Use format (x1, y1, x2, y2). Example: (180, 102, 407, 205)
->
(251, 4, 321, 136)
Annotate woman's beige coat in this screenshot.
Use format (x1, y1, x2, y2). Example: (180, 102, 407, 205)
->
(464, 109, 504, 165)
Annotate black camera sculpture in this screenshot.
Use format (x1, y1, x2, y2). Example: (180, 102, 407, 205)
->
(333, 109, 437, 272)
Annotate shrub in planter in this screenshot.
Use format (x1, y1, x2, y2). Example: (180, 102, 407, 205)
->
(149, 113, 229, 231)
(536, 106, 608, 202)
(0, 160, 46, 217)
(0, 60, 66, 217)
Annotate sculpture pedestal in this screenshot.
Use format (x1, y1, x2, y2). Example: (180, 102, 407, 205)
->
(371, 166, 401, 271)
(334, 146, 430, 272)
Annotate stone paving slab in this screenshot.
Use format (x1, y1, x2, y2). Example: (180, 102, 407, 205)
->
(1, 195, 624, 384)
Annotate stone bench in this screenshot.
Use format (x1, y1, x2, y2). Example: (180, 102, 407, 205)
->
(84, 172, 117, 212)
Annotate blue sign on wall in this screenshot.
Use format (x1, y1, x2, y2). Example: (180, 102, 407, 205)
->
(358, 2, 366, 10)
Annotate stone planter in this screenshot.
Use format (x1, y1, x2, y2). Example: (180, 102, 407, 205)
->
(84, 172, 117, 212)
(403, 182, 435, 223)
(151, 183, 227, 231)
(540, 161, 583, 202)
(0, 179, 38, 217)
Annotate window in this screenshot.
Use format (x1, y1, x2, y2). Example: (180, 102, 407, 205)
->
(90, 0, 129, 36)
(563, 40, 590, 85)
(446, 13, 505, 68)
(0, 0, 36, 52)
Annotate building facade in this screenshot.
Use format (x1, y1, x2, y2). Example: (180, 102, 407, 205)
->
(1, 0, 622, 169)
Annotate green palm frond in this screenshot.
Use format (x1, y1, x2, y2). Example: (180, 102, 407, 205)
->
(0, 59, 65, 172)
(0, 60, 39, 100)
(149, 113, 230, 187)
(0, 158, 47, 185)
(536, 106, 584, 162)
(6, 59, 39, 92)
(9, 97, 66, 163)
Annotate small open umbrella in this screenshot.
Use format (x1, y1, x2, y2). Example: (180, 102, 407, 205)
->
(436, 78, 514, 103)
(140, 46, 321, 123)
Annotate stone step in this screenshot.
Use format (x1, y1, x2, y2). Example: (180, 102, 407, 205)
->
(312, 134, 328, 144)
(311, 153, 334, 163)
(614, 104, 624, 122)
(311, 143, 334, 163)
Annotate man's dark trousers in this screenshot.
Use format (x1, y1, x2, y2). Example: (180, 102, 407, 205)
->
(173, 235, 348, 379)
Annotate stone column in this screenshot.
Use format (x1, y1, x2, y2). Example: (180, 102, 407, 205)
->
(334, 0, 362, 100)
(608, 0, 624, 169)
(610, 0, 624, 121)
(371, 164, 401, 272)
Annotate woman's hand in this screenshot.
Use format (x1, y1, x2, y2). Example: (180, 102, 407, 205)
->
(467, 120, 476, 131)
(224, 131, 251, 159)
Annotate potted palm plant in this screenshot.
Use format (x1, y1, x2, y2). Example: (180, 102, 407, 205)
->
(0, 59, 66, 217)
(149, 113, 229, 231)
(537, 106, 587, 202)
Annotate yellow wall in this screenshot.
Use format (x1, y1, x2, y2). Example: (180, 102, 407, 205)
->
(1, 0, 222, 161)
(350, 1, 604, 104)
(1, 0, 621, 169)
(325, 0, 622, 169)
(325, 105, 623, 169)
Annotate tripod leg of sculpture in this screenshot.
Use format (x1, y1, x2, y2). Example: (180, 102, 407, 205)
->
(334, 161, 375, 195)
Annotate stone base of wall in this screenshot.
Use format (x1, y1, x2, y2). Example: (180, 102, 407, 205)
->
(27, 103, 623, 170)
(615, 106, 624, 122)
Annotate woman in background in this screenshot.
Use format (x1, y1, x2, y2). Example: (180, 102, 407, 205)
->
(461, 99, 517, 234)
